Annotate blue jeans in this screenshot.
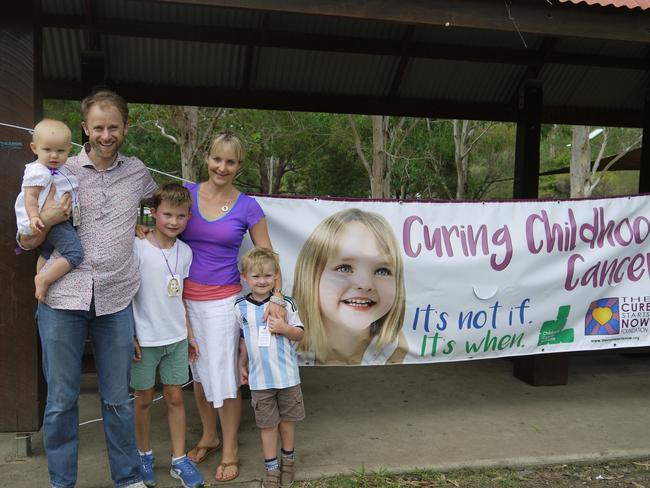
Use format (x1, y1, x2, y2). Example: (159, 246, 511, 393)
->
(37, 302, 142, 488)
(39, 220, 84, 269)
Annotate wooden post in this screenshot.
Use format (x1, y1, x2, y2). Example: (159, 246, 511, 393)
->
(639, 93, 650, 193)
(0, 0, 45, 432)
(513, 80, 542, 198)
(512, 80, 568, 386)
(80, 50, 106, 144)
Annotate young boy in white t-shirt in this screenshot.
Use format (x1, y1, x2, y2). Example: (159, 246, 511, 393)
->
(131, 183, 204, 488)
(236, 247, 305, 488)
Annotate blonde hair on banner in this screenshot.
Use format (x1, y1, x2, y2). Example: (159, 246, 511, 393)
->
(293, 208, 406, 359)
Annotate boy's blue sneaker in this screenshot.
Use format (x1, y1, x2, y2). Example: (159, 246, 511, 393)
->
(170, 456, 204, 488)
(139, 452, 157, 487)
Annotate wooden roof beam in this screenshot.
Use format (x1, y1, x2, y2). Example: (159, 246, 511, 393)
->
(152, 0, 650, 44)
(43, 15, 648, 71)
(42, 80, 643, 127)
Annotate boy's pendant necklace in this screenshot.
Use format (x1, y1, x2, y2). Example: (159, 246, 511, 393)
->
(151, 231, 180, 297)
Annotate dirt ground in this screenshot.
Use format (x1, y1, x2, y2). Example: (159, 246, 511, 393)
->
(295, 459, 650, 487)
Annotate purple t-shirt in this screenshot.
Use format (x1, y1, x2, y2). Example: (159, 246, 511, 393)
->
(182, 183, 265, 285)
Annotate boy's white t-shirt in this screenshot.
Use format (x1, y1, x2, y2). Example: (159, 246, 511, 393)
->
(15, 161, 80, 235)
(132, 236, 193, 347)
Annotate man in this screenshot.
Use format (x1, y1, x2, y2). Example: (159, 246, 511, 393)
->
(20, 90, 156, 488)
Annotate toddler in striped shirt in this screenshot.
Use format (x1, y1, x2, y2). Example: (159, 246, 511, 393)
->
(236, 247, 305, 488)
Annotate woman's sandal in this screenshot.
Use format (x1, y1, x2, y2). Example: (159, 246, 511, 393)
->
(187, 441, 222, 464)
(214, 460, 240, 482)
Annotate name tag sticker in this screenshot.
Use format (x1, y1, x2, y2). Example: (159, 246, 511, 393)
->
(258, 326, 271, 347)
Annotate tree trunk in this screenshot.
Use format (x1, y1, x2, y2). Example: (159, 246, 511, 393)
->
(548, 124, 559, 159)
(173, 106, 201, 182)
(370, 115, 391, 198)
(260, 155, 280, 194)
(570, 125, 591, 198)
(348, 114, 396, 199)
(453, 120, 471, 200)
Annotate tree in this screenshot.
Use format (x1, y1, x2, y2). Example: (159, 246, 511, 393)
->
(153, 105, 227, 182)
(390, 118, 456, 200)
(348, 115, 419, 198)
(570, 125, 642, 198)
(233, 110, 332, 194)
(452, 120, 496, 200)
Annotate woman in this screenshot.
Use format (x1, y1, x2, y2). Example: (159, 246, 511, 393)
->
(182, 133, 283, 482)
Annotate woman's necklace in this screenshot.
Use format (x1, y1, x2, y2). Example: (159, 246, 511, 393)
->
(216, 190, 237, 212)
(220, 195, 233, 212)
(200, 184, 237, 213)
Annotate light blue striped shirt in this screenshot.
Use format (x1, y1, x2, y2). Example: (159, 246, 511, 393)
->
(235, 295, 303, 390)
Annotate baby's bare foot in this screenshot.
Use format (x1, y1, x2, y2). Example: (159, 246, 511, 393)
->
(34, 274, 49, 302)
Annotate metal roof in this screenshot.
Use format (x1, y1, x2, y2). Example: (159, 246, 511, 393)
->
(557, 0, 650, 10)
(38, 0, 650, 127)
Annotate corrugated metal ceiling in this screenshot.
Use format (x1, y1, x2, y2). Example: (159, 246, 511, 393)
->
(38, 0, 650, 126)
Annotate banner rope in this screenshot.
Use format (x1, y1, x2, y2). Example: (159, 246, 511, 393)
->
(0, 121, 193, 184)
(77, 379, 196, 427)
(12, 379, 197, 437)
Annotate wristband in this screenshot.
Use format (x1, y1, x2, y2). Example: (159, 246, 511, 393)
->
(269, 295, 287, 307)
(188, 338, 197, 345)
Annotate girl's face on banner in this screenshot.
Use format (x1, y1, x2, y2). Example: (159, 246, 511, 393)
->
(318, 222, 396, 333)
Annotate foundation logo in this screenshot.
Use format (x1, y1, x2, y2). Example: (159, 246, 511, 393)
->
(585, 298, 620, 335)
(538, 305, 574, 346)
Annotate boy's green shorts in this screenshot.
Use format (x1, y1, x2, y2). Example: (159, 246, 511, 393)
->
(130, 338, 189, 390)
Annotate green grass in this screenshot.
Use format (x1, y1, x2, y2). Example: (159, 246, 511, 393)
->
(292, 459, 650, 487)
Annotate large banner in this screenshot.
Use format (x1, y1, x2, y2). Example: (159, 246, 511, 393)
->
(252, 194, 650, 366)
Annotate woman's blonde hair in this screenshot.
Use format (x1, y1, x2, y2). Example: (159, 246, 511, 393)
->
(293, 208, 406, 359)
(207, 132, 245, 163)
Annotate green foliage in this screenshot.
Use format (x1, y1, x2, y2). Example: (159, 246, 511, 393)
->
(391, 119, 454, 199)
(294, 459, 650, 487)
(302, 144, 368, 197)
(43, 99, 83, 149)
(43, 99, 643, 200)
(122, 104, 182, 183)
(467, 122, 516, 200)
(538, 124, 641, 198)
